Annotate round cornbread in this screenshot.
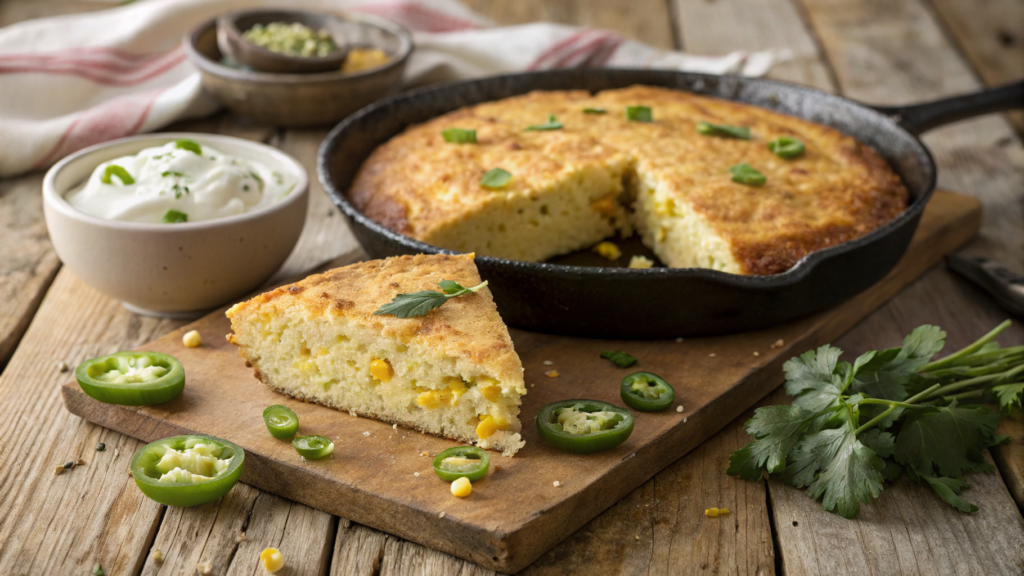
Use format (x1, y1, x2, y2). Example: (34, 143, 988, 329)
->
(349, 85, 909, 275)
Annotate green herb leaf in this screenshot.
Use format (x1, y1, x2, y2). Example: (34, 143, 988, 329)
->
(525, 114, 563, 131)
(174, 139, 202, 155)
(481, 168, 512, 189)
(767, 136, 805, 158)
(697, 121, 751, 139)
(161, 210, 188, 224)
(442, 128, 477, 143)
(161, 170, 185, 178)
(101, 165, 135, 185)
(93, 564, 105, 576)
(920, 474, 978, 513)
(894, 405, 1000, 478)
(625, 106, 652, 122)
(727, 405, 822, 480)
(804, 421, 887, 518)
(583, 107, 607, 114)
(374, 280, 489, 319)
(600, 351, 638, 368)
(783, 345, 844, 396)
(993, 383, 1023, 413)
(729, 163, 766, 186)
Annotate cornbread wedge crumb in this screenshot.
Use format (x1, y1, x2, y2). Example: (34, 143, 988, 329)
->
(226, 254, 526, 456)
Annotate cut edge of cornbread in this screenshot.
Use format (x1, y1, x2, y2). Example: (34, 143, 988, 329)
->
(226, 254, 527, 456)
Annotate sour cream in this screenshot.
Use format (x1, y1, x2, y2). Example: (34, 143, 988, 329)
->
(65, 140, 295, 224)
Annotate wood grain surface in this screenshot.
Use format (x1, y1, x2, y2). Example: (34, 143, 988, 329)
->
(2, 0, 1024, 574)
(62, 192, 979, 573)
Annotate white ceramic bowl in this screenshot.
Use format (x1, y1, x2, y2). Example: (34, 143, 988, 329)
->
(43, 133, 308, 317)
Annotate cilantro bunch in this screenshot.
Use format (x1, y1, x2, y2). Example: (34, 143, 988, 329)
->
(728, 320, 1023, 518)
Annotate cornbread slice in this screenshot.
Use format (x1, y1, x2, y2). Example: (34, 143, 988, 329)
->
(351, 86, 909, 275)
(226, 254, 527, 456)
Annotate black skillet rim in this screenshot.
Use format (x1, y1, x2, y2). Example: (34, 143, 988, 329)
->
(317, 69, 936, 288)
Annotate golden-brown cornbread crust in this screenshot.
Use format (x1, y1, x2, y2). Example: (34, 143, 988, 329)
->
(350, 85, 909, 275)
(226, 253, 525, 394)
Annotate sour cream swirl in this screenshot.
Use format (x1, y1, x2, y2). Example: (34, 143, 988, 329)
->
(65, 140, 295, 224)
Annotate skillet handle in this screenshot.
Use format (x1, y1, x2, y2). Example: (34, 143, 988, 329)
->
(870, 79, 1024, 135)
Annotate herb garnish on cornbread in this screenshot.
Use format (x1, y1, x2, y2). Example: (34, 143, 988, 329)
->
(226, 254, 527, 455)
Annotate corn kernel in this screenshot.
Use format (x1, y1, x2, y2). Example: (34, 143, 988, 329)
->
(260, 547, 284, 573)
(182, 330, 202, 348)
(370, 359, 393, 382)
(545, 370, 560, 378)
(656, 226, 667, 242)
(628, 255, 654, 269)
(705, 508, 719, 517)
(719, 508, 730, 515)
(476, 415, 499, 439)
(152, 549, 163, 564)
(451, 477, 472, 497)
(479, 383, 502, 402)
(446, 377, 468, 399)
(592, 241, 622, 260)
(590, 193, 617, 216)
(417, 391, 442, 409)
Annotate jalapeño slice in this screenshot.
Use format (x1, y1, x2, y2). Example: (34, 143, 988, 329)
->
(432, 446, 490, 482)
(75, 351, 185, 406)
(130, 434, 244, 507)
(293, 435, 334, 459)
(536, 399, 634, 453)
(620, 371, 676, 411)
(263, 405, 299, 439)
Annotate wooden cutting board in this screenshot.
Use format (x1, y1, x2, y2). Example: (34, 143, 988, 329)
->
(63, 190, 979, 574)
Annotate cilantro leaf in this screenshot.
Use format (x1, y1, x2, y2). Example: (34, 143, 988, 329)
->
(805, 421, 887, 518)
(993, 383, 1023, 413)
(727, 405, 821, 480)
(784, 426, 850, 489)
(894, 405, 999, 477)
(783, 345, 843, 395)
(600, 351, 637, 368)
(374, 280, 488, 318)
(920, 475, 977, 513)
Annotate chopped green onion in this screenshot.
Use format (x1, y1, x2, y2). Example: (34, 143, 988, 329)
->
(583, 107, 607, 114)
(729, 163, 766, 186)
(601, 351, 638, 368)
(625, 106, 653, 122)
(442, 128, 477, 143)
(525, 114, 563, 131)
(101, 165, 135, 185)
(767, 136, 805, 159)
(174, 139, 202, 155)
(697, 122, 751, 139)
(161, 210, 188, 224)
(481, 168, 512, 189)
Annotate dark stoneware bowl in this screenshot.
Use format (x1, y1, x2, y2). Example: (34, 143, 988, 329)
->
(318, 70, 1023, 338)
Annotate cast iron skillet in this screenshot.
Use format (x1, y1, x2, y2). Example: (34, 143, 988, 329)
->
(318, 70, 1023, 338)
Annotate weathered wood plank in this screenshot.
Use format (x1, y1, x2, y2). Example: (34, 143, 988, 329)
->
(926, 0, 1024, 134)
(460, 0, 676, 50)
(330, 520, 388, 576)
(0, 271, 179, 575)
(0, 0, 113, 27)
(670, 0, 836, 91)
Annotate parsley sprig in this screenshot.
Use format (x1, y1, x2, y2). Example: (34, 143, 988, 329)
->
(729, 320, 1022, 518)
(373, 279, 489, 319)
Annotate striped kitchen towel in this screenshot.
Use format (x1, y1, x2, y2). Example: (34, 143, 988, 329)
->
(0, 0, 785, 177)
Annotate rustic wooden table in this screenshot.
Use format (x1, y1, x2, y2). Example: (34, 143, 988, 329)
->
(2, 0, 1023, 574)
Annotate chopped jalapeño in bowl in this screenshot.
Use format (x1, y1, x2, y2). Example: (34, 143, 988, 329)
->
(293, 435, 334, 459)
(130, 434, 244, 507)
(75, 351, 185, 406)
(263, 405, 299, 439)
(432, 446, 490, 481)
(536, 399, 634, 453)
(620, 371, 675, 411)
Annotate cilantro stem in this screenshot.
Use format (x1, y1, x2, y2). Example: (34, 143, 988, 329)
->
(920, 319, 1012, 372)
(857, 398, 922, 409)
(853, 383, 941, 435)
(943, 389, 987, 402)
(923, 363, 1024, 399)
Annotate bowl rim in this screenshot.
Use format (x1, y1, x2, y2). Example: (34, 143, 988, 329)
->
(43, 132, 309, 232)
(184, 11, 414, 84)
